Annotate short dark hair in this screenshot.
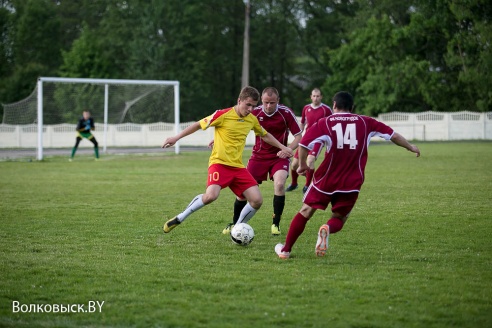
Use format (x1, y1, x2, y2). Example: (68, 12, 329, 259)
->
(262, 87, 279, 98)
(239, 86, 260, 102)
(333, 91, 354, 111)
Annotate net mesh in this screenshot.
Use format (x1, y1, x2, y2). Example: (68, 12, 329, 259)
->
(2, 81, 176, 125)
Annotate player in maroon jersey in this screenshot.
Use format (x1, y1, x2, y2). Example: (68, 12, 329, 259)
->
(275, 91, 420, 259)
(286, 88, 332, 193)
(222, 87, 303, 236)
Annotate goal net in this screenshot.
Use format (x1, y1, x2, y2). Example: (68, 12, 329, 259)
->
(1, 77, 180, 159)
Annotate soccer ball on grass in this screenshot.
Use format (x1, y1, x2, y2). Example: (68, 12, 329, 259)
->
(230, 223, 255, 246)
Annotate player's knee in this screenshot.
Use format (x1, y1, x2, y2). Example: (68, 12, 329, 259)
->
(274, 180, 286, 193)
(299, 204, 315, 219)
(248, 195, 263, 210)
(202, 193, 218, 204)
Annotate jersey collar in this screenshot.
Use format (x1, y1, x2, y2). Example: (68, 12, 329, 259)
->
(262, 104, 278, 117)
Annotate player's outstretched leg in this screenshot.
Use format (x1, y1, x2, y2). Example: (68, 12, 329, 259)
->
(163, 194, 205, 233)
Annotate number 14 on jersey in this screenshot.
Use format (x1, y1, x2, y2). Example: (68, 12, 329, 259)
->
(332, 123, 358, 149)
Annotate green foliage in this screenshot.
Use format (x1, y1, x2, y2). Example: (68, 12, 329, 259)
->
(0, 5, 13, 78)
(59, 23, 112, 79)
(0, 0, 61, 107)
(154, 0, 246, 119)
(294, 0, 357, 99)
(1, 0, 491, 123)
(249, 0, 303, 110)
(0, 142, 491, 327)
(323, 0, 492, 115)
(12, 0, 60, 67)
(445, 0, 492, 111)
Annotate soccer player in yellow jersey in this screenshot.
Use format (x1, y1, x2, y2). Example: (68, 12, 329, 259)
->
(162, 86, 293, 233)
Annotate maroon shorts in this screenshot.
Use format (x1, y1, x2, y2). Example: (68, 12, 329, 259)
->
(246, 157, 290, 183)
(303, 187, 359, 217)
(207, 164, 258, 198)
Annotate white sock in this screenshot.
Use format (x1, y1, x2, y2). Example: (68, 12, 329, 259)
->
(236, 203, 257, 224)
(177, 194, 205, 222)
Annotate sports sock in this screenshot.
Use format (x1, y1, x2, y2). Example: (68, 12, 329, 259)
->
(232, 199, 247, 224)
(71, 137, 81, 158)
(282, 212, 309, 252)
(177, 194, 205, 222)
(305, 168, 314, 186)
(236, 203, 257, 224)
(94, 146, 99, 159)
(290, 169, 299, 186)
(327, 217, 344, 233)
(272, 195, 285, 226)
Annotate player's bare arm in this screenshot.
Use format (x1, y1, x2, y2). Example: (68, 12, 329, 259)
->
(288, 134, 302, 153)
(390, 132, 421, 157)
(306, 154, 316, 169)
(162, 121, 201, 148)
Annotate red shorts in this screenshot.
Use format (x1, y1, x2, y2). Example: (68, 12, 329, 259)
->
(303, 188, 359, 217)
(207, 164, 258, 198)
(246, 157, 290, 184)
(294, 143, 323, 159)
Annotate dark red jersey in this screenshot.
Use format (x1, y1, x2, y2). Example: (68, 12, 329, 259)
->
(250, 104, 302, 160)
(301, 103, 332, 131)
(300, 113, 394, 194)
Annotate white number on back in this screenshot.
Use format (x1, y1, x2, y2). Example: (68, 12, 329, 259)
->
(332, 123, 358, 149)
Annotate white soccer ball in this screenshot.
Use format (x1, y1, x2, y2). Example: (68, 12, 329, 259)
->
(230, 223, 255, 246)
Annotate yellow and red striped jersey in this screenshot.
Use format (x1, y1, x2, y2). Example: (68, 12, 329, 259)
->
(199, 107, 267, 168)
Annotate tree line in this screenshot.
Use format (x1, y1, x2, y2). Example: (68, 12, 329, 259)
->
(1, 0, 490, 123)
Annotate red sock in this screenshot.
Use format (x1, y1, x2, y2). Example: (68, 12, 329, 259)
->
(283, 212, 309, 252)
(327, 217, 344, 234)
(290, 169, 299, 186)
(305, 168, 314, 186)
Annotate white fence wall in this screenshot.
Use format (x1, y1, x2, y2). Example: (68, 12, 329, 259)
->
(0, 122, 256, 148)
(378, 111, 492, 141)
(0, 111, 491, 148)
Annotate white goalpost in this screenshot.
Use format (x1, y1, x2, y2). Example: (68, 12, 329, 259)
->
(35, 77, 180, 160)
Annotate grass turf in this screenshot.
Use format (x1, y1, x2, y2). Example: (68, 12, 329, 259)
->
(0, 141, 491, 327)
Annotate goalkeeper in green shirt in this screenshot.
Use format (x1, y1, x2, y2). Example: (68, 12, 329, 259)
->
(70, 110, 99, 161)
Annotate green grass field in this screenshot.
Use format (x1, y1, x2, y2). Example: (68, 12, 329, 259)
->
(1, 142, 491, 328)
